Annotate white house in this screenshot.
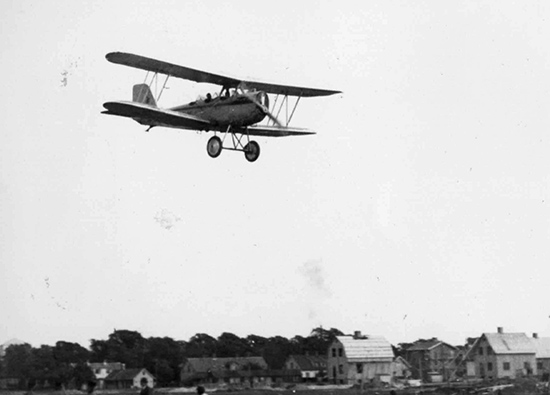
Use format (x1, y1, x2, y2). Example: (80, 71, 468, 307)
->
(327, 331, 394, 386)
(88, 362, 125, 389)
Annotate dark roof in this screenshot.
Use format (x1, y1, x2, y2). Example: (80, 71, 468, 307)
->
(407, 339, 457, 351)
(287, 355, 327, 370)
(106, 368, 154, 381)
(183, 357, 268, 372)
(89, 362, 125, 370)
(184, 369, 300, 380)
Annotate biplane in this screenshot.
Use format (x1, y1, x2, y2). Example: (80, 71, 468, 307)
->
(102, 52, 341, 162)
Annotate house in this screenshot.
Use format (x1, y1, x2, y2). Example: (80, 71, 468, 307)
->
(327, 331, 394, 386)
(465, 327, 537, 379)
(403, 338, 457, 381)
(88, 362, 125, 389)
(531, 333, 550, 379)
(284, 354, 327, 381)
(105, 368, 155, 389)
(180, 356, 286, 386)
(0, 377, 20, 390)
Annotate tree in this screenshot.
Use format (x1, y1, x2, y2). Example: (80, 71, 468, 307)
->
(90, 329, 146, 367)
(71, 363, 95, 389)
(144, 337, 184, 385)
(53, 341, 90, 365)
(185, 334, 218, 358)
(4, 343, 33, 387)
(262, 336, 297, 369)
(216, 333, 253, 358)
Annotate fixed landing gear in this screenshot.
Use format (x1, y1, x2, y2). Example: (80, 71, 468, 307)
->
(207, 136, 222, 158)
(206, 128, 261, 162)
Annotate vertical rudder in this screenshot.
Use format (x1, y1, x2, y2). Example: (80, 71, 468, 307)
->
(133, 84, 157, 106)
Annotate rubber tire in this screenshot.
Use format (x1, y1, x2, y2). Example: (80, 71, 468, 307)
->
(207, 136, 222, 158)
(244, 141, 260, 162)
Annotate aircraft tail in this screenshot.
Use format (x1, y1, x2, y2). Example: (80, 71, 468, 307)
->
(132, 84, 157, 106)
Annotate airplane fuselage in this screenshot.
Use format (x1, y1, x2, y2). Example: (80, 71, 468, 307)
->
(170, 92, 266, 128)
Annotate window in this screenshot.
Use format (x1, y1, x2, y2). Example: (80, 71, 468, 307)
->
(478, 347, 483, 355)
(332, 348, 336, 357)
(339, 348, 343, 357)
(488, 362, 493, 371)
(486, 347, 492, 355)
(339, 364, 344, 374)
(503, 362, 510, 371)
(538, 362, 543, 370)
(357, 363, 363, 374)
(332, 367, 336, 378)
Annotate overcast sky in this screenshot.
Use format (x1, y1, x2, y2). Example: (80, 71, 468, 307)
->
(1, 1, 549, 349)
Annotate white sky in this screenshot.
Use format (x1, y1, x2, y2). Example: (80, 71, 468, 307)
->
(1, 1, 549, 349)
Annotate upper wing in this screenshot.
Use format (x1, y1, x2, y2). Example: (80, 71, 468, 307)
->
(240, 81, 341, 98)
(102, 101, 212, 130)
(245, 125, 315, 137)
(106, 52, 241, 87)
(106, 52, 341, 97)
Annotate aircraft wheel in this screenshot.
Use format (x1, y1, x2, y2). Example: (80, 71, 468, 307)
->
(207, 136, 222, 158)
(244, 141, 260, 162)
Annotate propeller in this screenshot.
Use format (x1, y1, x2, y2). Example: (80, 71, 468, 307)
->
(254, 100, 282, 127)
(239, 85, 283, 127)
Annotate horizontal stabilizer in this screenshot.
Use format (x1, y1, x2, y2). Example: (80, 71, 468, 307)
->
(102, 101, 211, 130)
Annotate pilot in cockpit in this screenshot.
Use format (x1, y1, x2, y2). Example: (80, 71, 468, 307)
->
(205, 93, 212, 103)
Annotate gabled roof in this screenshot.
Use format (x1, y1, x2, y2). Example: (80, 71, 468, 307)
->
(407, 339, 457, 352)
(287, 355, 327, 370)
(336, 335, 394, 362)
(106, 368, 154, 381)
(183, 357, 268, 372)
(482, 333, 536, 354)
(532, 337, 550, 359)
(184, 369, 299, 381)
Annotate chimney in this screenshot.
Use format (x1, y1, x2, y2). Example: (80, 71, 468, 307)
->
(497, 327, 503, 334)
(354, 331, 362, 339)
(533, 333, 538, 339)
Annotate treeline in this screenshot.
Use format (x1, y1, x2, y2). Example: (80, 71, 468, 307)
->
(0, 327, 344, 388)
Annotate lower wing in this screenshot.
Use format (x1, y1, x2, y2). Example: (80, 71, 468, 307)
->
(102, 101, 315, 137)
(245, 125, 315, 137)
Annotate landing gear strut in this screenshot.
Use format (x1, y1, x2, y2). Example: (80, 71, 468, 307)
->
(205, 127, 261, 162)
